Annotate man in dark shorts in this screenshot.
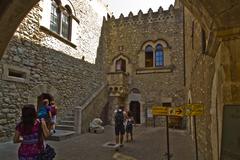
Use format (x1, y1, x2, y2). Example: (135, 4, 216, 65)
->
(114, 106, 126, 147)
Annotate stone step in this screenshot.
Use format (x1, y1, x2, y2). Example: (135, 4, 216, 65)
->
(67, 113, 74, 117)
(64, 116, 74, 121)
(56, 124, 74, 131)
(60, 120, 74, 126)
(47, 130, 76, 141)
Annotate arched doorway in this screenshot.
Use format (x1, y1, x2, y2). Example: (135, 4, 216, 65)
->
(130, 101, 141, 124)
(0, 0, 40, 58)
(28, 83, 58, 108)
(37, 93, 54, 109)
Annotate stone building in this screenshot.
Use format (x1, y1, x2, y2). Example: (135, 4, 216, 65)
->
(0, 0, 187, 141)
(1, 1, 240, 159)
(100, 2, 186, 125)
(183, 1, 240, 159)
(0, 0, 110, 141)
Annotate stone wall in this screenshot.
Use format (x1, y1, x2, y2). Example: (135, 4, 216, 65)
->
(183, 6, 240, 160)
(184, 8, 215, 160)
(0, 37, 104, 141)
(0, 0, 107, 141)
(39, 0, 109, 63)
(100, 5, 186, 123)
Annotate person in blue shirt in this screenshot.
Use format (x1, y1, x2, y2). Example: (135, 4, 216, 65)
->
(38, 99, 52, 130)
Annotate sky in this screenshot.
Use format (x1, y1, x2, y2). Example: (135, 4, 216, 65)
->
(102, 0, 175, 18)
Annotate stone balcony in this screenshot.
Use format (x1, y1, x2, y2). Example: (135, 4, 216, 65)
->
(107, 72, 129, 97)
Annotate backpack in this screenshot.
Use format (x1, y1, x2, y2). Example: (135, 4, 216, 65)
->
(115, 110, 124, 126)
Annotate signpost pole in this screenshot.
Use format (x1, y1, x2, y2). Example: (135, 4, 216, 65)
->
(166, 115, 170, 160)
(151, 104, 204, 160)
(193, 116, 198, 160)
(153, 115, 156, 128)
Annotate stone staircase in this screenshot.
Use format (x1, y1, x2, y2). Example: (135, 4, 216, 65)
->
(48, 84, 109, 141)
(48, 112, 76, 141)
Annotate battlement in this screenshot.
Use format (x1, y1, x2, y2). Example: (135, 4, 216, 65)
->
(104, 4, 182, 26)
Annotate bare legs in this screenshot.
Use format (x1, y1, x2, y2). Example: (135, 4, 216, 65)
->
(126, 132, 133, 142)
(116, 134, 124, 145)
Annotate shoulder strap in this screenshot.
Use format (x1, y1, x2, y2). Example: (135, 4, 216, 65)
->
(38, 120, 45, 150)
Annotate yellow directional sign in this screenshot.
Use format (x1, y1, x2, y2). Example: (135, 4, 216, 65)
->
(175, 106, 184, 116)
(185, 104, 204, 116)
(168, 108, 175, 116)
(152, 104, 204, 116)
(152, 106, 168, 116)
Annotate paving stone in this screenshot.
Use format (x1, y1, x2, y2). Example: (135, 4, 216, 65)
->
(0, 125, 195, 160)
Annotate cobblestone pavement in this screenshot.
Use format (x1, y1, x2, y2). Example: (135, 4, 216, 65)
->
(0, 125, 195, 160)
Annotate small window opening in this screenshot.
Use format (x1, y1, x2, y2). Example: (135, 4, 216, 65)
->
(8, 70, 26, 79)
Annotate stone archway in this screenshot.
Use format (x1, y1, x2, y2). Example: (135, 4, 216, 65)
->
(37, 93, 54, 109)
(210, 71, 220, 160)
(0, 0, 39, 58)
(28, 83, 58, 108)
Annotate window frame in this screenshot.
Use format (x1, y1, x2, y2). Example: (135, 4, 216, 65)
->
(144, 44, 165, 68)
(116, 58, 126, 72)
(61, 11, 70, 40)
(145, 45, 154, 67)
(50, 2, 61, 34)
(155, 44, 164, 67)
(2, 64, 30, 83)
(49, 1, 72, 41)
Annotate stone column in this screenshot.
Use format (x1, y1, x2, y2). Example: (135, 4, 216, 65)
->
(74, 106, 82, 134)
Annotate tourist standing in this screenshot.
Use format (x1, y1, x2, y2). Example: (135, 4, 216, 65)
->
(126, 111, 135, 142)
(114, 105, 127, 147)
(50, 100, 57, 133)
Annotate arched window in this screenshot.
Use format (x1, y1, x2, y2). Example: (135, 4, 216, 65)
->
(145, 45, 153, 67)
(50, 1, 72, 41)
(116, 58, 126, 72)
(155, 44, 164, 67)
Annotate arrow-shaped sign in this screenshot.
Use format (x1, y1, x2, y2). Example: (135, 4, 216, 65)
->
(175, 107, 184, 116)
(176, 108, 182, 114)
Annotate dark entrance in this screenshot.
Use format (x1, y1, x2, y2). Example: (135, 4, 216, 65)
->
(130, 101, 141, 124)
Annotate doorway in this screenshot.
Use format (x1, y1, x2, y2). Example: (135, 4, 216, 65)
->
(130, 101, 141, 124)
(37, 93, 53, 110)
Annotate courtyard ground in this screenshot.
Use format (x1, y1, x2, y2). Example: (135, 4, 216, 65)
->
(0, 125, 195, 160)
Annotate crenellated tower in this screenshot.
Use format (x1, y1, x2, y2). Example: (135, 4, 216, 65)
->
(99, 1, 185, 125)
(104, 3, 183, 27)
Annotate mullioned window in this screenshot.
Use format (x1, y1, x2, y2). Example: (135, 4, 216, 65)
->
(50, 0, 72, 41)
